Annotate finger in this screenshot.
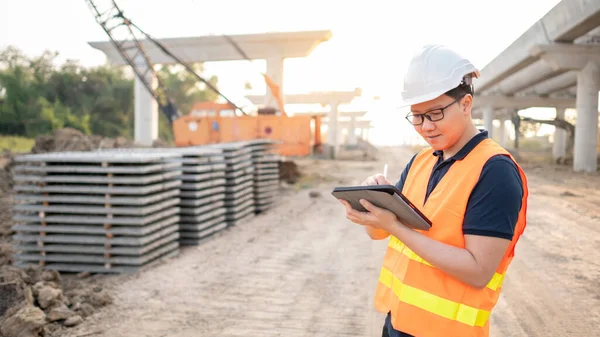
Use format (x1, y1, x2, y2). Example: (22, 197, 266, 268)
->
(347, 213, 370, 226)
(339, 200, 354, 213)
(374, 174, 389, 185)
(346, 214, 362, 223)
(365, 176, 377, 186)
(339, 200, 364, 219)
(359, 199, 380, 215)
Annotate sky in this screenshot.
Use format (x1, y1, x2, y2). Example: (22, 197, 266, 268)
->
(0, 0, 564, 145)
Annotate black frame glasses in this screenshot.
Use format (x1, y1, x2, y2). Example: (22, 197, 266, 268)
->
(405, 98, 461, 126)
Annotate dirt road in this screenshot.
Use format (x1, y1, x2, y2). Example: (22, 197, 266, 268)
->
(64, 147, 600, 337)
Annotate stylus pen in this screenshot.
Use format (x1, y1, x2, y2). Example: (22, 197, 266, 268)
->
(383, 164, 388, 180)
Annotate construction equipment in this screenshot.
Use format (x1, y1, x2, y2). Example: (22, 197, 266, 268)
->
(85, 0, 323, 157)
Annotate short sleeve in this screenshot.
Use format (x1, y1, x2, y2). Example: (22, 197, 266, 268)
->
(462, 155, 524, 240)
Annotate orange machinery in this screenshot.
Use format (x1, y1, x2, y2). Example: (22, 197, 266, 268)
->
(173, 102, 323, 157)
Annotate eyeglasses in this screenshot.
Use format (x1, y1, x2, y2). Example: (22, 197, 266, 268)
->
(405, 98, 461, 126)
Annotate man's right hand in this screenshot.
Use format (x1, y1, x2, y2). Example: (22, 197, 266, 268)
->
(361, 174, 391, 186)
(360, 173, 392, 240)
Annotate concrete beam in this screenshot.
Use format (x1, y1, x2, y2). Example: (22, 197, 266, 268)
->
(487, 60, 564, 95)
(531, 43, 600, 70)
(246, 88, 362, 106)
(520, 71, 578, 96)
(476, 0, 600, 92)
(473, 95, 575, 109)
(89, 30, 332, 65)
(552, 85, 578, 98)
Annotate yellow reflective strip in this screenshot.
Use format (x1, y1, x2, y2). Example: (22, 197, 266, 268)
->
(380, 267, 393, 288)
(389, 236, 405, 251)
(388, 236, 505, 291)
(389, 236, 432, 266)
(486, 272, 504, 291)
(378, 267, 490, 327)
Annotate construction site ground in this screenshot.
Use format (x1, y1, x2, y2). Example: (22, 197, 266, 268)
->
(4, 145, 600, 337)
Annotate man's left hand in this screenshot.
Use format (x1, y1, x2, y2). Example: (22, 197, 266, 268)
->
(339, 199, 399, 232)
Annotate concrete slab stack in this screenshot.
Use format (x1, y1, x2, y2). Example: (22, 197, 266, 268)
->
(205, 142, 256, 226)
(243, 140, 281, 213)
(10, 151, 183, 274)
(161, 147, 228, 245)
(97, 147, 230, 246)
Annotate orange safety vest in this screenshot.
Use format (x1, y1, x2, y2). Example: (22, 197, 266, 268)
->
(374, 138, 528, 337)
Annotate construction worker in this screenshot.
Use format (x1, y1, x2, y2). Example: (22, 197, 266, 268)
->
(339, 45, 528, 337)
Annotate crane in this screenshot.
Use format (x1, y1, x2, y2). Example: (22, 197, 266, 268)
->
(84, 0, 247, 123)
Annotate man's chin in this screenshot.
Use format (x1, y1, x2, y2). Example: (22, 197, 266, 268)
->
(425, 139, 446, 151)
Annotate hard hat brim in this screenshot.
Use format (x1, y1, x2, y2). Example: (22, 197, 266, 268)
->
(396, 88, 449, 109)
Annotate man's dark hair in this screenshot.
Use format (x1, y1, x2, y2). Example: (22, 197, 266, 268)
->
(444, 74, 475, 100)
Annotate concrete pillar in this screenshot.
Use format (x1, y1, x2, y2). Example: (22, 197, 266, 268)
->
(553, 108, 568, 161)
(348, 116, 357, 145)
(264, 56, 284, 108)
(483, 106, 494, 139)
(574, 61, 600, 172)
(511, 109, 520, 149)
(134, 55, 158, 146)
(327, 102, 340, 159)
(498, 119, 506, 148)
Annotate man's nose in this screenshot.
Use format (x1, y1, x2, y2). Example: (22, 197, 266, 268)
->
(421, 118, 436, 131)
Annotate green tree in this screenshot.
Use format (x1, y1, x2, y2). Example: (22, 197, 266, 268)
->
(0, 46, 220, 143)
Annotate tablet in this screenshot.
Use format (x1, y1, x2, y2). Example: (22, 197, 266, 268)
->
(331, 184, 432, 231)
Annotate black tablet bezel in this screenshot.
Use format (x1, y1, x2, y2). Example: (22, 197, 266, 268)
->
(332, 184, 432, 226)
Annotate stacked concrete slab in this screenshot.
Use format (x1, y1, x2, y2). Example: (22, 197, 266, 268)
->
(205, 142, 256, 226)
(98, 147, 230, 245)
(161, 147, 228, 245)
(10, 151, 183, 274)
(243, 140, 281, 213)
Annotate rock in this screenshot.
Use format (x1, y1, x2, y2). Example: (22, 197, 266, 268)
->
(42, 322, 62, 336)
(47, 304, 75, 322)
(279, 161, 301, 184)
(89, 290, 113, 307)
(63, 315, 83, 327)
(36, 285, 64, 310)
(560, 191, 578, 197)
(78, 303, 95, 318)
(24, 287, 34, 307)
(76, 272, 91, 279)
(0, 282, 26, 318)
(308, 191, 321, 198)
(0, 305, 46, 337)
(0, 265, 28, 285)
(40, 270, 61, 284)
(23, 267, 43, 286)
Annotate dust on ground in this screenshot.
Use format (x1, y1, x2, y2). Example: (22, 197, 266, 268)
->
(58, 146, 600, 337)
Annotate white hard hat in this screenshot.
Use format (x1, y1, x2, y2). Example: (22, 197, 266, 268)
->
(399, 44, 480, 107)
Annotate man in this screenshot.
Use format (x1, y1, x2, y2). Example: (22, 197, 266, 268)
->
(339, 45, 528, 337)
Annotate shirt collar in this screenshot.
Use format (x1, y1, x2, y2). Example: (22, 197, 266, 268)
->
(432, 130, 488, 161)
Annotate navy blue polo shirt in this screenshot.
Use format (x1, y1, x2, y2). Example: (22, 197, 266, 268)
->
(384, 130, 524, 337)
(395, 130, 523, 240)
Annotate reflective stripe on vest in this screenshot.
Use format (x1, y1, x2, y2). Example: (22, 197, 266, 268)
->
(379, 267, 490, 327)
(388, 236, 505, 291)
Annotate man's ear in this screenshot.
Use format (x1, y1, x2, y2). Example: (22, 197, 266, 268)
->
(462, 94, 473, 115)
